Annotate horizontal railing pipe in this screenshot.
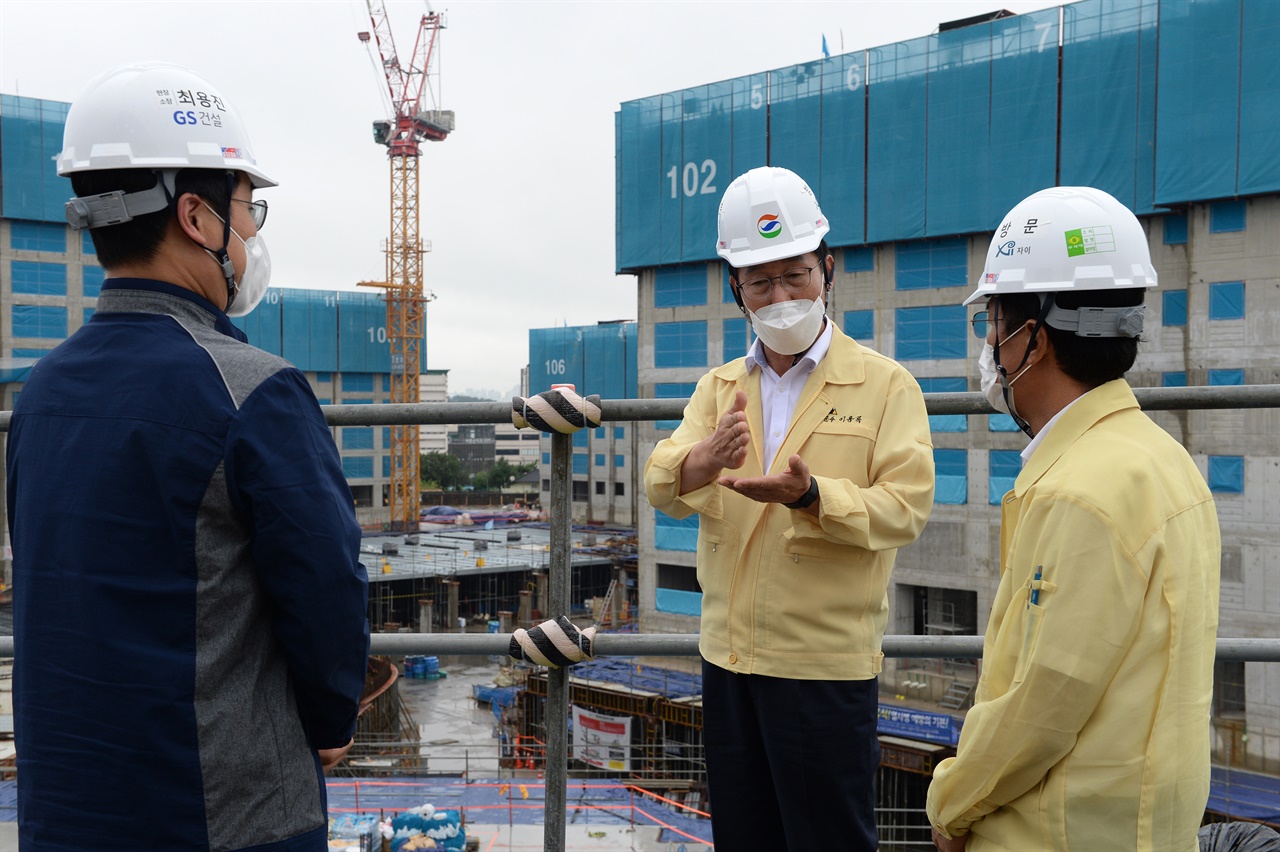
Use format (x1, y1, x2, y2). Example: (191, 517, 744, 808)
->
(1, 384, 1278, 431)
(0, 635, 1271, 661)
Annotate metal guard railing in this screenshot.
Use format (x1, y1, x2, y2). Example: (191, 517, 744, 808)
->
(2, 385, 1278, 851)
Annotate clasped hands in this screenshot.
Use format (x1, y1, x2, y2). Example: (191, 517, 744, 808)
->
(681, 390, 814, 510)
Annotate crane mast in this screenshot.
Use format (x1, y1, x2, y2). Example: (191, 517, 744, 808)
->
(357, 1, 452, 531)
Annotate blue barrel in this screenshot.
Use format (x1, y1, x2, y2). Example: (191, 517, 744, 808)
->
(487, 620, 500, 634)
(424, 656, 439, 675)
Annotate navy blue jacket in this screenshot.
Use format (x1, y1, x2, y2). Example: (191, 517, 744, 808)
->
(6, 279, 370, 851)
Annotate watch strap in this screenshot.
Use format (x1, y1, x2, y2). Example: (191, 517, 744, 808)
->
(783, 476, 819, 510)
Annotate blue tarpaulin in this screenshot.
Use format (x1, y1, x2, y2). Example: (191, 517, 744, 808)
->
(1207, 766, 1280, 823)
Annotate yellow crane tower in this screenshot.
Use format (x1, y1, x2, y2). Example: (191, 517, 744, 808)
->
(357, 1, 453, 531)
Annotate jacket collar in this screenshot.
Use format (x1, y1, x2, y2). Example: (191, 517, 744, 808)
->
(712, 324, 866, 386)
(1014, 379, 1139, 496)
(97, 278, 248, 343)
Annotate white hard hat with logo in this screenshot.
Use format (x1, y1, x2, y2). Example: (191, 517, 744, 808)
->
(57, 62, 274, 230)
(716, 166, 830, 269)
(964, 186, 1157, 307)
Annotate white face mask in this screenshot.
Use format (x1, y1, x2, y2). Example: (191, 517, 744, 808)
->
(977, 328, 1031, 416)
(224, 229, 271, 318)
(747, 298, 827, 355)
(200, 201, 272, 317)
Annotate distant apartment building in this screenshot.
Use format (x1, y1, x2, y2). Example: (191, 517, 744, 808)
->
(528, 322, 638, 526)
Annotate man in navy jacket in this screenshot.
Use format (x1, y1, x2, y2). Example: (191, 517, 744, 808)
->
(5, 63, 369, 850)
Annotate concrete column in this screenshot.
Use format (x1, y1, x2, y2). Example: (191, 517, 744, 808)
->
(498, 610, 513, 634)
(611, 564, 628, 625)
(444, 580, 459, 632)
(533, 571, 548, 620)
(517, 589, 533, 628)
(418, 599, 433, 634)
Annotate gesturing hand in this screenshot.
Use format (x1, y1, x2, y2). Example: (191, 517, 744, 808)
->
(678, 390, 750, 496)
(720, 453, 813, 508)
(706, 390, 750, 471)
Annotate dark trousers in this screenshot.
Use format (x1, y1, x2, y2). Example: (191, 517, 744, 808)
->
(701, 658, 880, 851)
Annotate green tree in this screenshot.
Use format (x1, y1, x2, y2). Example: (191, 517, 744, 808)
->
(420, 452, 467, 491)
(472, 459, 537, 491)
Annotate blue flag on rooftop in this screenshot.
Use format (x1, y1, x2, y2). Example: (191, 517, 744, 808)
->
(822, 34, 830, 58)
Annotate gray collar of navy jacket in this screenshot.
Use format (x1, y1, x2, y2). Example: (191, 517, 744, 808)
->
(97, 277, 250, 344)
(1014, 378, 1140, 498)
(710, 325, 867, 386)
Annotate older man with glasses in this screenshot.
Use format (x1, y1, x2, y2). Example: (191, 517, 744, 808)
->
(645, 166, 936, 851)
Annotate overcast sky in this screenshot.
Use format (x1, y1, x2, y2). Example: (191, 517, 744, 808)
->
(1, 0, 1059, 398)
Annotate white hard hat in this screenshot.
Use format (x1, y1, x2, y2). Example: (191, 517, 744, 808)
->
(964, 186, 1156, 307)
(716, 167, 830, 268)
(57, 62, 275, 189)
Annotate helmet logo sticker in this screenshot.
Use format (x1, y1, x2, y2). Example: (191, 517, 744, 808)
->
(757, 214, 782, 239)
(996, 240, 1016, 257)
(1064, 225, 1116, 257)
(984, 273, 999, 283)
(222, 147, 242, 159)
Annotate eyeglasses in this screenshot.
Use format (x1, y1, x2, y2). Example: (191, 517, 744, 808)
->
(737, 265, 820, 300)
(970, 310, 991, 339)
(232, 198, 268, 230)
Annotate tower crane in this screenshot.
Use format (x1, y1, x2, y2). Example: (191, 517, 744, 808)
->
(357, 1, 453, 531)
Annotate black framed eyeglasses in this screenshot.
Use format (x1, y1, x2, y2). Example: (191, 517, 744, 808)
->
(232, 198, 268, 230)
(738, 265, 819, 300)
(970, 310, 991, 339)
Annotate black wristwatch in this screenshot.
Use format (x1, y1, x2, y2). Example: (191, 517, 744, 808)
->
(783, 476, 819, 510)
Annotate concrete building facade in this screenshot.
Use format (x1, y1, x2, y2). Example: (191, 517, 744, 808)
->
(620, 0, 1280, 775)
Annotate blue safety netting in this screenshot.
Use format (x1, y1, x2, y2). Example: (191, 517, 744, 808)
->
(655, 588, 702, 616)
(919, 377, 968, 433)
(987, 10, 1061, 224)
(0, 95, 71, 222)
(654, 509, 698, 552)
(867, 36, 929, 243)
(933, 448, 968, 504)
(1156, 0, 1280, 203)
(1062, 0, 1159, 214)
(1238, 0, 1280, 196)
(819, 54, 867, 246)
(1155, 0, 1239, 202)
(527, 323, 636, 398)
(616, 0, 1280, 272)
(230, 289, 394, 375)
(768, 64, 823, 194)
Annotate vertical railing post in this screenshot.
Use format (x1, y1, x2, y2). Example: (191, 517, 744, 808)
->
(544, 430, 571, 852)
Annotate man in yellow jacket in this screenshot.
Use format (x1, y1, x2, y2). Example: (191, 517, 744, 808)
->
(926, 187, 1221, 851)
(645, 167, 935, 850)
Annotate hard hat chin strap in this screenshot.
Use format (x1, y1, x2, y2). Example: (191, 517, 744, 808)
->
(192, 171, 239, 312)
(993, 294, 1054, 438)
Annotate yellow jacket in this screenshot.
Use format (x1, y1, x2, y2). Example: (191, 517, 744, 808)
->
(644, 328, 934, 680)
(926, 380, 1221, 851)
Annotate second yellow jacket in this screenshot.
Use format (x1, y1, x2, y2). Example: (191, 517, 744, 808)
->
(926, 380, 1221, 851)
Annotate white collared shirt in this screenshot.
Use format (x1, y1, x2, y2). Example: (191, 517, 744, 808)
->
(1021, 393, 1086, 465)
(745, 317, 834, 473)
